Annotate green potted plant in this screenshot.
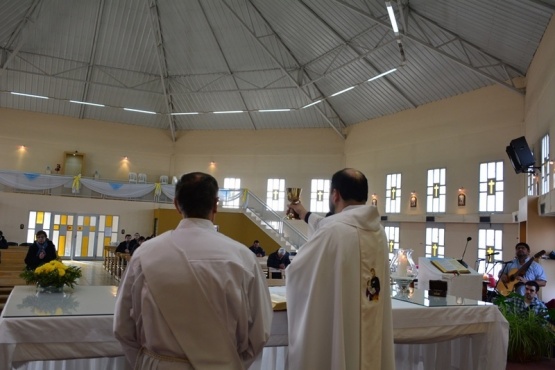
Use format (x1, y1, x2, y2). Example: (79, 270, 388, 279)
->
(494, 293, 555, 362)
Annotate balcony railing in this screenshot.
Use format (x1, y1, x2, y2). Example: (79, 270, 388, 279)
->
(0, 170, 308, 248)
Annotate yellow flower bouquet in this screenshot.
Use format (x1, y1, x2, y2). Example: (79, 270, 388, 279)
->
(20, 260, 82, 290)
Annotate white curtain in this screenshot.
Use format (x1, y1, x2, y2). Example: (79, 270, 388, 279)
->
(0, 170, 249, 204)
(0, 171, 72, 190)
(80, 178, 156, 198)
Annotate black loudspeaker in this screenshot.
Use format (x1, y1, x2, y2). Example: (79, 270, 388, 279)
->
(380, 216, 388, 221)
(506, 136, 535, 174)
(426, 216, 435, 222)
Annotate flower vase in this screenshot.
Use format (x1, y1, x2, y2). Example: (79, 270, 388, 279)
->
(37, 284, 64, 294)
(390, 248, 418, 292)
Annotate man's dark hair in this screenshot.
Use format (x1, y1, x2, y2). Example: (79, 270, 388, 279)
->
(175, 172, 219, 219)
(36, 230, 47, 238)
(525, 280, 540, 292)
(515, 242, 530, 252)
(331, 168, 368, 202)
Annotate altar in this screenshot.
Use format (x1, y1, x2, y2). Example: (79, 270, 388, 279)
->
(0, 285, 508, 370)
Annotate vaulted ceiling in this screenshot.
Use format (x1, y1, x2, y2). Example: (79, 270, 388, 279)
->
(0, 0, 553, 140)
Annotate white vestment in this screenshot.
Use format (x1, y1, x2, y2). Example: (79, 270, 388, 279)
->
(286, 205, 395, 370)
(114, 218, 273, 370)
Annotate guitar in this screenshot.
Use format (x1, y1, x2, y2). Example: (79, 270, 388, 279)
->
(497, 250, 546, 296)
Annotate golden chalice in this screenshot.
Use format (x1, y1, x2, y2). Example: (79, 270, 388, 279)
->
(286, 187, 302, 220)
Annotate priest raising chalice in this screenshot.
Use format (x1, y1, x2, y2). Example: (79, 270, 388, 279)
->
(285, 187, 302, 219)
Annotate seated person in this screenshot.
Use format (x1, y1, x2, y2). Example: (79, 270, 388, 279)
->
(24, 230, 58, 270)
(505, 281, 549, 317)
(267, 248, 291, 277)
(249, 240, 265, 257)
(0, 231, 8, 249)
(116, 234, 136, 254)
(130, 236, 145, 256)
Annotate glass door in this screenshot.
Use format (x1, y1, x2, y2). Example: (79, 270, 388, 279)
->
(28, 211, 120, 261)
(52, 213, 98, 260)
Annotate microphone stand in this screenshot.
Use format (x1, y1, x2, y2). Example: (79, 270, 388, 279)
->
(458, 238, 471, 268)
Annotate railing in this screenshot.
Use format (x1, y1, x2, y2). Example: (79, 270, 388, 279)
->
(0, 170, 308, 248)
(239, 190, 307, 250)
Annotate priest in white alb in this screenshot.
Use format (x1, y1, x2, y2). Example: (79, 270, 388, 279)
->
(114, 172, 273, 370)
(287, 168, 395, 370)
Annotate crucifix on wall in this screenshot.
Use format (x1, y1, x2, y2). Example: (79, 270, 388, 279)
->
(487, 178, 496, 195)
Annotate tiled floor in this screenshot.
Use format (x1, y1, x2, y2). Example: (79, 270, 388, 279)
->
(70, 260, 120, 287)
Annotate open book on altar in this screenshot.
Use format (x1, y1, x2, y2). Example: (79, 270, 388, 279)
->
(269, 286, 287, 311)
(430, 259, 471, 274)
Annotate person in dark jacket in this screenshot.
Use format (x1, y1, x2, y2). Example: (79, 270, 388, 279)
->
(24, 230, 58, 270)
(249, 240, 265, 257)
(267, 248, 291, 270)
(0, 231, 8, 249)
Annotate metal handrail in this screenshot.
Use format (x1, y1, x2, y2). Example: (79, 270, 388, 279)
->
(241, 190, 307, 250)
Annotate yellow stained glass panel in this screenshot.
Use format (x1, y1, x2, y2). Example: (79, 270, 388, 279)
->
(58, 235, 66, 256)
(90, 226, 96, 232)
(67, 226, 73, 231)
(77, 226, 83, 231)
(106, 215, 113, 227)
(53, 225, 59, 230)
(37, 212, 44, 224)
(84, 216, 90, 226)
(61, 215, 67, 225)
(82, 236, 89, 256)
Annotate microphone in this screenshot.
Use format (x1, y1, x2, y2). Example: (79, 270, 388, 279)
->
(458, 236, 472, 268)
(486, 252, 500, 257)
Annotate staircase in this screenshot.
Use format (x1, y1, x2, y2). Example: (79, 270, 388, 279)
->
(219, 189, 307, 252)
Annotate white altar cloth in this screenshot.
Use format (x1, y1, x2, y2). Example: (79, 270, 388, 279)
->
(0, 285, 128, 370)
(0, 285, 508, 370)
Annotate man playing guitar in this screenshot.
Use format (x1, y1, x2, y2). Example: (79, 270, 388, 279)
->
(498, 242, 547, 296)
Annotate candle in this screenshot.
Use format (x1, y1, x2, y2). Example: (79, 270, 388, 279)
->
(398, 253, 408, 277)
